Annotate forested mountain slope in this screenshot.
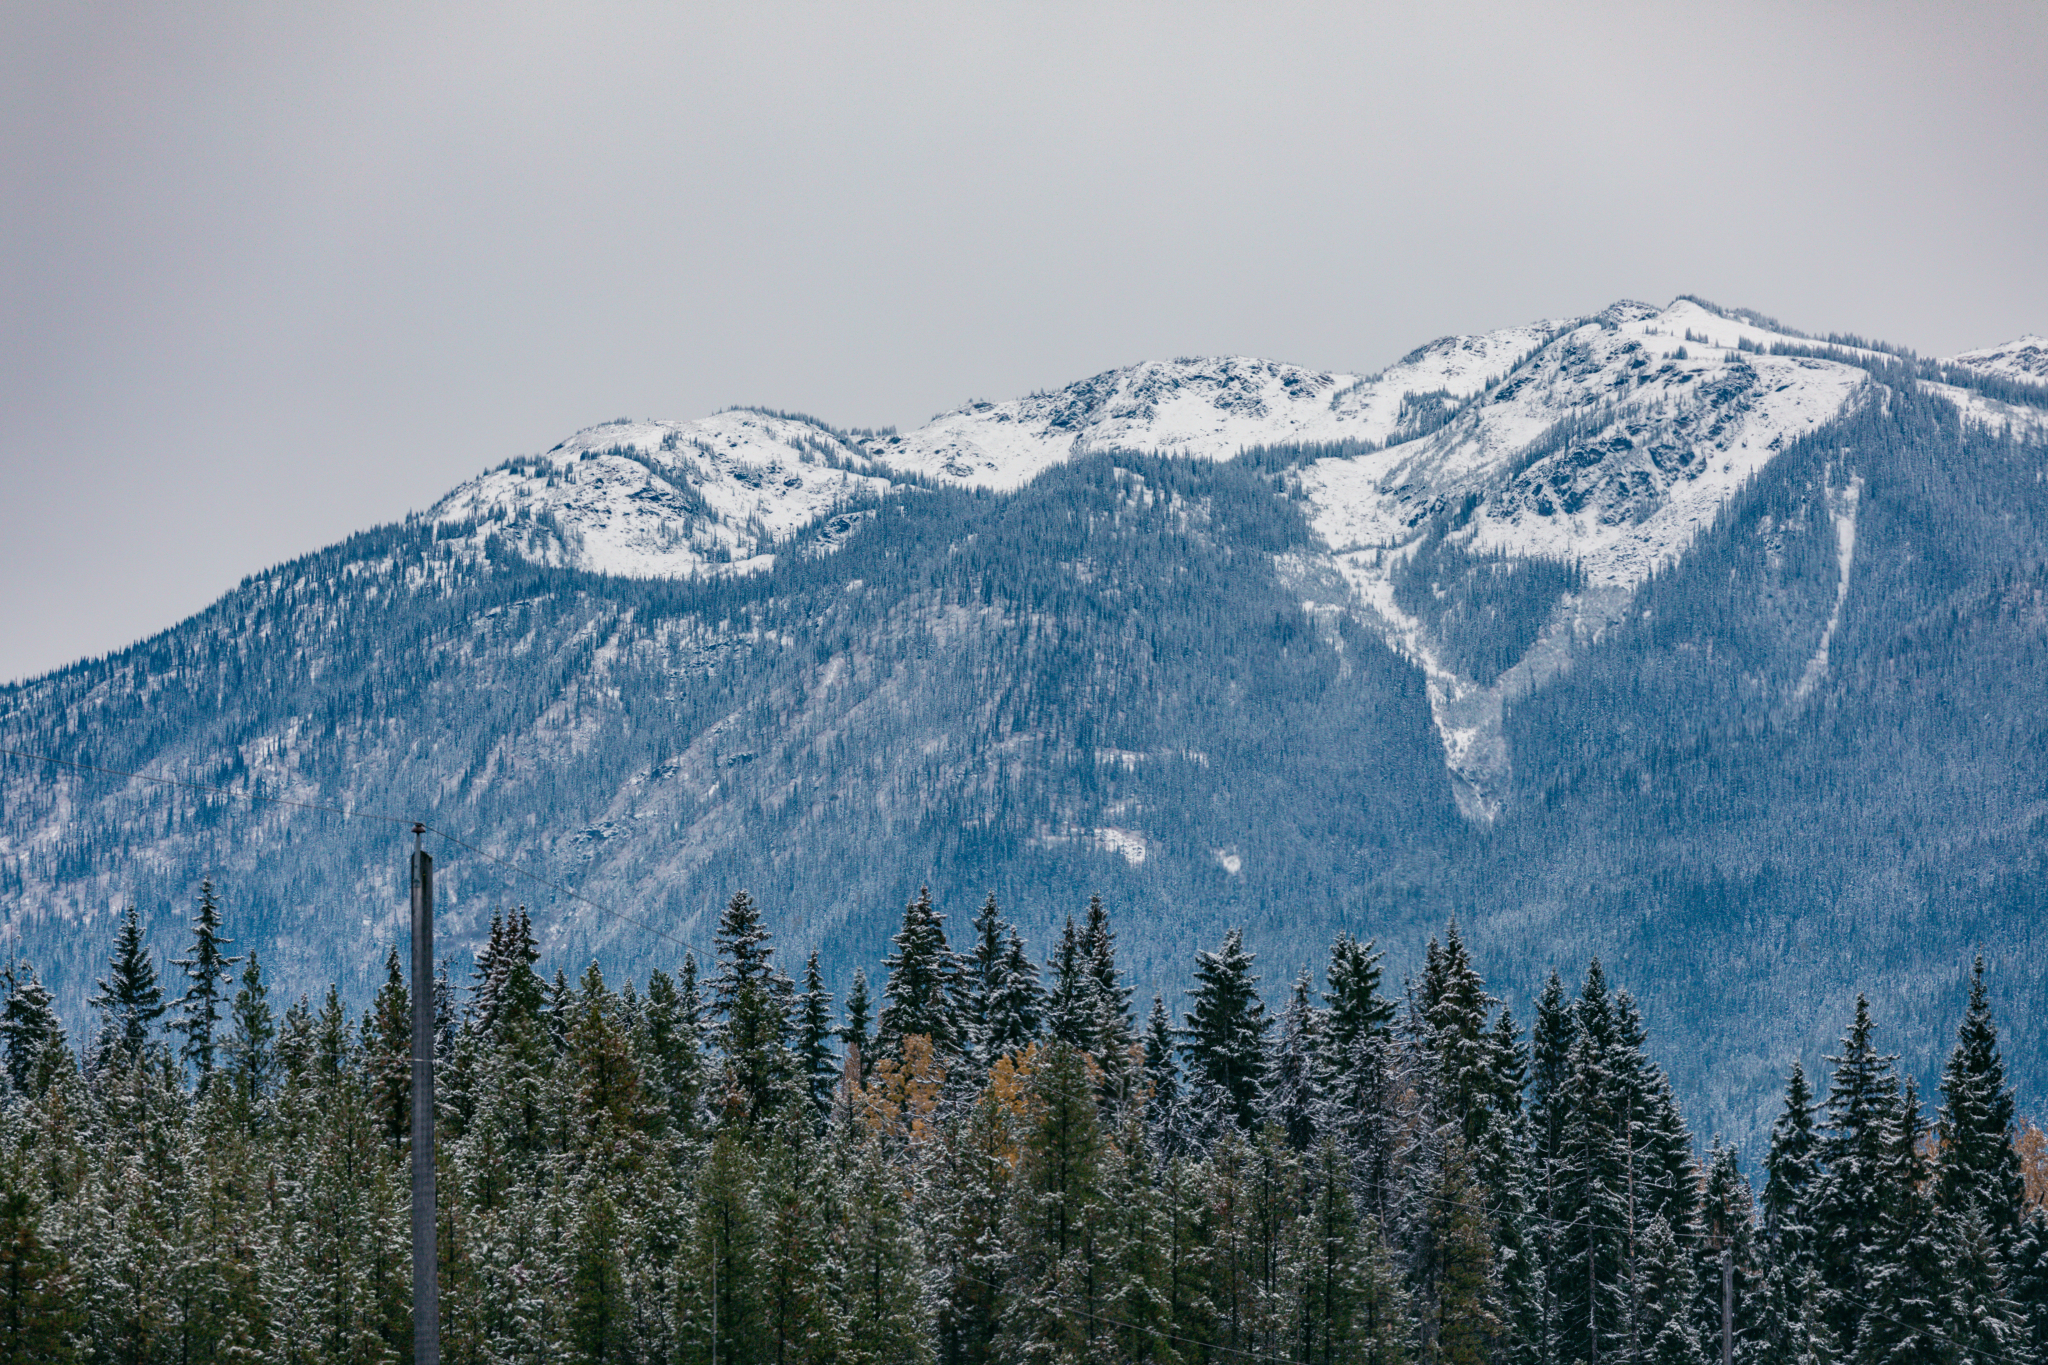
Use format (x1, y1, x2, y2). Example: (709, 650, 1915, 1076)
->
(2, 296, 2044, 1148)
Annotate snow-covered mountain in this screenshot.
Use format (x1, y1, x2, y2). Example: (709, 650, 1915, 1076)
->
(1945, 334, 2048, 385)
(449, 298, 1930, 818)
(430, 410, 899, 579)
(8, 294, 2046, 1148)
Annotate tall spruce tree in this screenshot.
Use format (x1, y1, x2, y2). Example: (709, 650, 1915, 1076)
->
(987, 929, 1045, 1058)
(1263, 969, 1325, 1151)
(1044, 915, 1092, 1053)
(222, 949, 274, 1117)
(711, 890, 792, 1121)
(1762, 1061, 1822, 1271)
(1324, 931, 1395, 1060)
(875, 887, 963, 1061)
(0, 964, 62, 1097)
(1078, 893, 1135, 1069)
(840, 966, 875, 1081)
(89, 906, 164, 1063)
(1933, 958, 2025, 1241)
(795, 950, 837, 1122)
(961, 892, 1007, 1064)
(1812, 995, 1901, 1355)
(169, 879, 239, 1090)
(1181, 928, 1268, 1130)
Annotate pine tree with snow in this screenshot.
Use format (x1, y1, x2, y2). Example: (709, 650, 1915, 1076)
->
(711, 890, 793, 1122)
(168, 879, 239, 1091)
(0, 1170, 80, 1363)
(643, 960, 708, 1141)
(1635, 1212, 1708, 1365)
(1812, 995, 1901, 1355)
(89, 907, 165, 1065)
(221, 949, 273, 1124)
(838, 1130, 932, 1365)
(0, 963, 63, 1098)
(876, 886, 963, 1061)
(1762, 1061, 1822, 1273)
(2008, 1210, 2048, 1361)
(1044, 914, 1092, 1053)
(1181, 928, 1268, 1129)
(795, 949, 837, 1123)
(365, 945, 411, 1156)
(840, 965, 875, 1082)
(986, 927, 1045, 1057)
(960, 891, 1007, 1064)
(1851, 1080, 1955, 1365)
(1933, 957, 2025, 1242)
(1142, 993, 1184, 1147)
(1079, 893, 1135, 1072)
(1324, 931, 1395, 1061)
(1263, 968, 1325, 1151)
(1550, 959, 1633, 1365)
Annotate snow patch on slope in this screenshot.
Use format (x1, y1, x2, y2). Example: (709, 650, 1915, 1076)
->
(1297, 297, 1874, 819)
(1794, 472, 1863, 703)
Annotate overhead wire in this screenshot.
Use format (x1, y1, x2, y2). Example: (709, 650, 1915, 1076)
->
(0, 743, 721, 965)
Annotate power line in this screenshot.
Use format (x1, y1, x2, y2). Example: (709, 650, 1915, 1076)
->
(0, 743, 720, 965)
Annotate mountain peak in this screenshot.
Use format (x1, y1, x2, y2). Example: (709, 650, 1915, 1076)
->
(1944, 335, 2048, 385)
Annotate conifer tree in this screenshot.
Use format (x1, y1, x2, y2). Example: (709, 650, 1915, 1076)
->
(0, 964, 63, 1098)
(962, 891, 1007, 1062)
(839, 1132, 931, 1365)
(1142, 994, 1183, 1145)
(89, 907, 164, 1064)
(1264, 969, 1325, 1151)
(0, 1172, 79, 1364)
(1079, 893, 1135, 1068)
(1933, 958, 2025, 1241)
(753, 1111, 838, 1365)
(1812, 995, 1901, 1354)
(841, 966, 875, 1081)
(1044, 914, 1092, 1052)
(1294, 1132, 1368, 1365)
(876, 886, 963, 1060)
(169, 879, 239, 1090)
(642, 962, 707, 1141)
(365, 945, 411, 1155)
(545, 966, 575, 1055)
(795, 949, 837, 1122)
(1001, 1038, 1110, 1363)
(1851, 1080, 1956, 1365)
(2009, 1210, 2048, 1360)
(1696, 1142, 1760, 1365)
(222, 949, 273, 1120)
(1420, 921, 1496, 1141)
(1762, 1061, 1821, 1271)
(1182, 928, 1268, 1129)
(987, 928, 1045, 1057)
(1551, 959, 1631, 1365)
(711, 890, 792, 1122)
(1324, 931, 1396, 1060)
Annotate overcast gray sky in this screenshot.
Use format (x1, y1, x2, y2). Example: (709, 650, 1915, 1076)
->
(4, 1, 2044, 684)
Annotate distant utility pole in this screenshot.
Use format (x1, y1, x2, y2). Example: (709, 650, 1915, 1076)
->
(411, 824, 439, 1365)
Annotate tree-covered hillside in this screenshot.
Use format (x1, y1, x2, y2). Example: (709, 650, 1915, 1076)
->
(2, 334, 2045, 1154)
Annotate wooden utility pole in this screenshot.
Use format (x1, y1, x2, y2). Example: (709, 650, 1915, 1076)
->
(411, 825, 439, 1365)
(1721, 1240, 1734, 1365)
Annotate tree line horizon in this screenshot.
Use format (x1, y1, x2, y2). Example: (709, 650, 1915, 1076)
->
(0, 878, 2043, 1364)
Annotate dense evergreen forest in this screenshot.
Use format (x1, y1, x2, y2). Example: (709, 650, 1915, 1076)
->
(1, 881, 2043, 1365)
